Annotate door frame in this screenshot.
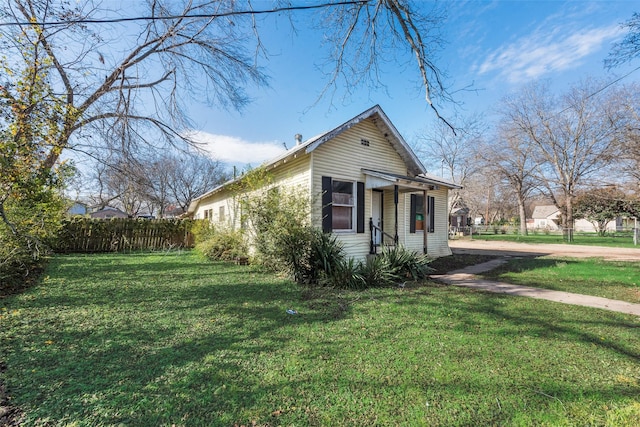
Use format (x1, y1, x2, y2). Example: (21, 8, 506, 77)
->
(371, 190, 384, 245)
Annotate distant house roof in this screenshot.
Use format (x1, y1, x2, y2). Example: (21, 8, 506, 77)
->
(450, 207, 469, 216)
(531, 205, 559, 219)
(90, 206, 128, 219)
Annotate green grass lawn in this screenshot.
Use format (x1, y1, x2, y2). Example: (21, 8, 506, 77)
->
(481, 257, 640, 304)
(1, 251, 639, 426)
(469, 232, 639, 248)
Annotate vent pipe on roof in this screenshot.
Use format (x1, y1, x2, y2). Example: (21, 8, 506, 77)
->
(295, 133, 303, 145)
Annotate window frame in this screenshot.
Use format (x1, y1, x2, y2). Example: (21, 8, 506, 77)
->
(321, 176, 365, 234)
(330, 179, 356, 232)
(410, 193, 435, 234)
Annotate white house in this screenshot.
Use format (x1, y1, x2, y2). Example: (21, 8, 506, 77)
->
(187, 105, 461, 260)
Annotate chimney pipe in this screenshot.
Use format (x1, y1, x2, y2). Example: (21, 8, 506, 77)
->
(295, 133, 303, 145)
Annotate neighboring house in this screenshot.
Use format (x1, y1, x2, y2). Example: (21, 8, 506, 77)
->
(528, 205, 621, 232)
(164, 205, 185, 218)
(187, 105, 461, 260)
(450, 207, 469, 229)
(529, 205, 561, 230)
(90, 206, 129, 219)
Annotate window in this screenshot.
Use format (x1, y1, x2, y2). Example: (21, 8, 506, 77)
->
(204, 210, 209, 220)
(321, 176, 365, 233)
(415, 195, 425, 231)
(331, 180, 354, 230)
(410, 194, 435, 233)
(219, 206, 225, 222)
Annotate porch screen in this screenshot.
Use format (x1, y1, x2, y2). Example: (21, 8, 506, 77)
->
(410, 194, 435, 233)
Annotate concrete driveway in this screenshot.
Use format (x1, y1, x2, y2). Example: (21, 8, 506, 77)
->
(435, 239, 640, 316)
(448, 239, 640, 261)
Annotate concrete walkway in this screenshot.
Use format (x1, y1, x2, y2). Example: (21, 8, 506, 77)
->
(431, 258, 640, 317)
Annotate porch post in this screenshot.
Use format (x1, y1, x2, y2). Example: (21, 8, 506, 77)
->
(394, 185, 399, 244)
(423, 189, 428, 254)
(369, 217, 375, 254)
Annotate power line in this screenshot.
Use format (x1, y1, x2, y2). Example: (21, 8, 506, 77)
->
(554, 64, 640, 117)
(0, 1, 371, 27)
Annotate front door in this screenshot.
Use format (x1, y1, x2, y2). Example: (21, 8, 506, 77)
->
(372, 190, 383, 245)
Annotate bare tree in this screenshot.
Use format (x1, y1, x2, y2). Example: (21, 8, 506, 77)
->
(318, 0, 450, 121)
(499, 79, 628, 240)
(478, 124, 540, 235)
(1, 0, 451, 175)
(137, 151, 229, 217)
(88, 157, 146, 216)
(606, 12, 640, 68)
(0, 0, 452, 238)
(415, 115, 485, 216)
(616, 87, 640, 189)
(87, 149, 228, 217)
(166, 152, 229, 214)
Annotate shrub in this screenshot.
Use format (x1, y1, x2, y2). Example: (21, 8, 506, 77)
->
(378, 245, 433, 282)
(242, 185, 312, 275)
(1, 190, 65, 294)
(0, 232, 45, 294)
(318, 246, 433, 290)
(191, 220, 218, 244)
(195, 227, 247, 261)
(267, 227, 346, 285)
(307, 229, 345, 281)
(321, 257, 366, 289)
(359, 255, 396, 288)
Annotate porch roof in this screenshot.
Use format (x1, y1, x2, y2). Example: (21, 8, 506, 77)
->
(362, 169, 462, 191)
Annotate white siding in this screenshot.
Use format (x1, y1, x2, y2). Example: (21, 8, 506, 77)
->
(193, 116, 454, 260)
(194, 155, 311, 229)
(427, 188, 452, 257)
(311, 119, 411, 260)
(400, 188, 452, 258)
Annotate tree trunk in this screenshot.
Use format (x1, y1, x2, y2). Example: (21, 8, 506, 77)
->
(517, 195, 528, 236)
(565, 197, 574, 242)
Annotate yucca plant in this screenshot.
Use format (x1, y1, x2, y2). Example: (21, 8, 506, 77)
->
(379, 245, 433, 281)
(359, 255, 397, 288)
(321, 257, 366, 289)
(310, 228, 345, 278)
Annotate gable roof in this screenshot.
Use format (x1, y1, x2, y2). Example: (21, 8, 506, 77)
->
(531, 205, 560, 219)
(267, 104, 426, 176)
(189, 105, 434, 214)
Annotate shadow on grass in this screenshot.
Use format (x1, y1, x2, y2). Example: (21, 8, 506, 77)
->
(3, 252, 639, 425)
(2, 252, 361, 424)
(411, 285, 640, 362)
(482, 257, 579, 278)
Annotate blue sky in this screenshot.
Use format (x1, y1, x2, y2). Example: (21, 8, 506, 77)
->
(187, 1, 640, 169)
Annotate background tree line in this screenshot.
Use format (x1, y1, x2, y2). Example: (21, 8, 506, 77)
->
(74, 149, 229, 218)
(417, 78, 640, 238)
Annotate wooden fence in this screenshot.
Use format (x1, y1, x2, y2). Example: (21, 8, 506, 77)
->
(55, 218, 196, 253)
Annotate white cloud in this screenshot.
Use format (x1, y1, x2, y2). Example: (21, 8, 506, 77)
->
(185, 130, 286, 165)
(477, 23, 624, 83)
